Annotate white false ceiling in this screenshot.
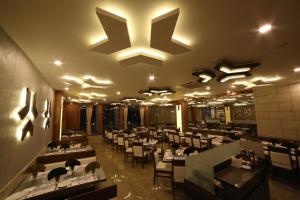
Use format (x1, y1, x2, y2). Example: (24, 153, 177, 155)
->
(0, 0, 300, 102)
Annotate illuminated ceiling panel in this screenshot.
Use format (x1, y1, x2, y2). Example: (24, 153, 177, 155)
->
(119, 54, 163, 66)
(150, 8, 191, 54)
(89, 7, 131, 54)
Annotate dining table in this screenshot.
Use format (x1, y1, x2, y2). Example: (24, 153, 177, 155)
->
(37, 147, 96, 164)
(5, 164, 107, 200)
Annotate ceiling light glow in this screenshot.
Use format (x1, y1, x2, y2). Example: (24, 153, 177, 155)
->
(258, 24, 272, 33)
(220, 66, 251, 74)
(118, 48, 166, 60)
(294, 67, 300, 72)
(54, 60, 62, 66)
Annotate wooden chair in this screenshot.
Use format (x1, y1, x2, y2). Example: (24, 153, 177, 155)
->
(107, 132, 113, 143)
(168, 131, 174, 145)
(153, 150, 172, 185)
(66, 184, 117, 200)
(184, 135, 193, 147)
(268, 146, 297, 177)
(117, 135, 125, 152)
(172, 159, 185, 199)
(174, 133, 181, 145)
(132, 142, 149, 168)
(124, 140, 133, 161)
(104, 130, 108, 143)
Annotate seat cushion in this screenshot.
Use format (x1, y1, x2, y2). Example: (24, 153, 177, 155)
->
(156, 161, 172, 172)
(126, 148, 133, 153)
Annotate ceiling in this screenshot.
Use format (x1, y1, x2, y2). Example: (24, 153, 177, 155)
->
(1, 0, 300, 103)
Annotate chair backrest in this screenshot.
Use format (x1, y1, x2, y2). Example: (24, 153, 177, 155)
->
(132, 142, 143, 157)
(192, 136, 201, 148)
(185, 135, 192, 146)
(117, 135, 124, 145)
(124, 140, 129, 149)
(66, 184, 117, 200)
(153, 150, 160, 169)
(172, 160, 185, 184)
(153, 131, 158, 138)
(174, 133, 180, 143)
(268, 146, 293, 170)
(168, 132, 174, 142)
(104, 131, 108, 138)
(107, 132, 113, 139)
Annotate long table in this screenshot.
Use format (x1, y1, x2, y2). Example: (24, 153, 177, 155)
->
(6, 165, 106, 200)
(37, 148, 96, 164)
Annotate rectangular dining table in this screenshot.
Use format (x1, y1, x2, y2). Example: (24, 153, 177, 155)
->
(6, 164, 107, 200)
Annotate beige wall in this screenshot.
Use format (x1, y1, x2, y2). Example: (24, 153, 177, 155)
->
(0, 27, 54, 190)
(254, 83, 300, 140)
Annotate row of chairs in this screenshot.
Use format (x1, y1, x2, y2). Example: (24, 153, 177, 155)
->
(168, 133, 208, 151)
(104, 132, 153, 168)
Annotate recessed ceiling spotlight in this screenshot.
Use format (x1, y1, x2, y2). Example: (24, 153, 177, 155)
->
(117, 91, 121, 95)
(149, 74, 155, 81)
(294, 67, 300, 72)
(206, 86, 210, 90)
(54, 60, 62, 66)
(103, 99, 106, 101)
(258, 24, 272, 34)
(65, 87, 69, 91)
(227, 90, 231, 94)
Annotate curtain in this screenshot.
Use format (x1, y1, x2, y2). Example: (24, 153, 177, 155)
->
(139, 106, 145, 127)
(123, 106, 128, 130)
(86, 104, 93, 135)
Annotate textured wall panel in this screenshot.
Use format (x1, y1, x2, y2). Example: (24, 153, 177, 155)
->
(0, 26, 54, 190)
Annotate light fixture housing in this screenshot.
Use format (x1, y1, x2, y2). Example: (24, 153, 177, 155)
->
(215, 62, 260, 74)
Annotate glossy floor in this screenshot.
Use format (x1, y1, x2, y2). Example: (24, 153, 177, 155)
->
(88, 136, 300, 200)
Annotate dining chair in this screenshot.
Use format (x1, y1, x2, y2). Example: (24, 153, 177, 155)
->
(113, 133, 118, 149)
(172, 159, 185, 199)
(168, 131, 174, 145)
(66, 184, 117, 200)
(153, 150, 172, 185)
(124, 140, 133, 161)
(117, 135, 125, 152)
(192, 136, 201, 150)
(107, 132, 113, 143)
(184, 135, 193, 147)
(132, 142, 149, 168)
(174, 133, 181, 145)
(268, 146, 297, 177)
(104, 130, 108, 143)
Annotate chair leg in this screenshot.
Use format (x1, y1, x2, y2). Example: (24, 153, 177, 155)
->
(153, 172, 156, 185)
(132, 157, 134, 168)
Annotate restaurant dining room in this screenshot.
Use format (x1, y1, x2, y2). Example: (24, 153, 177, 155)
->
(1, 0, 300, 199)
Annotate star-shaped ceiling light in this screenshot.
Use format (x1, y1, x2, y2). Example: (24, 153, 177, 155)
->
(192, 70, 216, 83)
(150, 8, 191, 54)
(89, 8, 131, 54)
(139, 87, 175, 96)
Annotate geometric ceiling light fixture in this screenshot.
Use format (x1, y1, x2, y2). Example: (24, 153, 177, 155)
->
(62, 75, 113, 89)
(88, 8, 131, 54)
(121, 97, 144, 103)
(215, 61, 260, 83)
(118, 48, 165, 66)
(215, 62, 260, 74)
(139, 87, 175, 96)
(150, 8, 191, 54)
(217, 72, 251, 83)
(184, 91, 210, 98)
(119, 54, 163, 66)
(192, 69, 216, 83)
(79, 92, 107, 99)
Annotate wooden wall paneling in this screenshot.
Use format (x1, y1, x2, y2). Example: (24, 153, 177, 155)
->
(119, 106, 124, 130)
(181, 101, 188, 132)
(97, 104, 104, 134)
(53, 91, 63, 142)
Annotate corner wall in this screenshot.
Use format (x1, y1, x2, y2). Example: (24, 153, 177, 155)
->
(253, 83, 300, 140)
(0, 27, 54, 190)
